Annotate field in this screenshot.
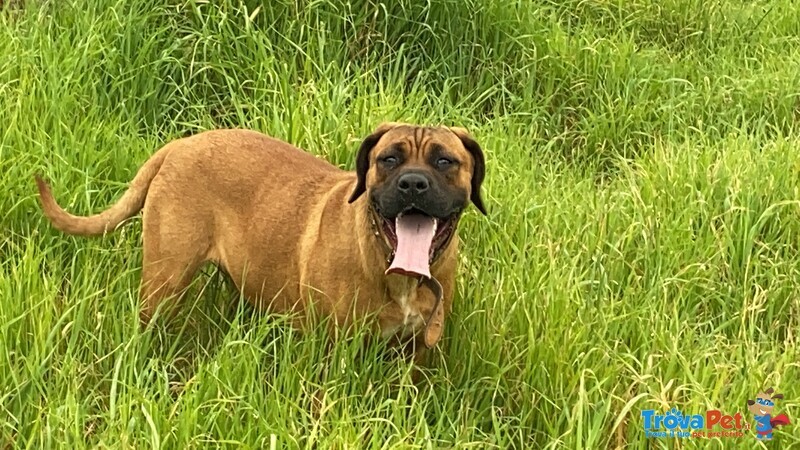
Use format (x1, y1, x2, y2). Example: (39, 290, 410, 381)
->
(2, 0, 800, 448)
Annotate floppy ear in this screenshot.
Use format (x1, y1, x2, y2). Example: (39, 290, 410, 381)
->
(449, 127, 487, 215)
(772, 394, 784, 400)
(347, 123, 399, 203)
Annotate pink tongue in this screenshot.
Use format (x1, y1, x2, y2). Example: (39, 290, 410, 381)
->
(386, 214, 436, 278)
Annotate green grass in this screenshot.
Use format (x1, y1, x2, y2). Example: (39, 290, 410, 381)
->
(2, 0, 800, 448)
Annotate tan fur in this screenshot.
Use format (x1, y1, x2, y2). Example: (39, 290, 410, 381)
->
(36, 147, 169, 236)
(35, 123, 482, 361)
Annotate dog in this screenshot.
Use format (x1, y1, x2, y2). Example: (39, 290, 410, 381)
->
(747, 387, 791, 440)
(35, 122, 486, 363)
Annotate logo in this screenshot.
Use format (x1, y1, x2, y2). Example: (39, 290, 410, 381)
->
(641, 407, 749, 439)
(642, 387, 793, 441)
(747, 387, 791, 441)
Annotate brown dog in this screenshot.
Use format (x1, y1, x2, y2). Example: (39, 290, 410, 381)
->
(35, 122, 486, 361)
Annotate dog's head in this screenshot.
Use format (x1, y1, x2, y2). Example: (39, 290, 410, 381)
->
(747, 387, 784, 416)
(348, 122, 486, 277)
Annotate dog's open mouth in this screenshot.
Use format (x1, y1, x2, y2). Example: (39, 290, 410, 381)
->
(375, 207, 459, 278)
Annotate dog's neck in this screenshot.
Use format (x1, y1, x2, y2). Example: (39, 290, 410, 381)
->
(350, 195, 447, 347)
(366, 204, 395, 264)
(353, 198, 392, 274)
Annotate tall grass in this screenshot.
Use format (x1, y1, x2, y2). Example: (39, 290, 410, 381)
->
(1, 0, 799, 448)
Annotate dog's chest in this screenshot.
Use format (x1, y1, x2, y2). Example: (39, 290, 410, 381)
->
(381, 277, 425, 339)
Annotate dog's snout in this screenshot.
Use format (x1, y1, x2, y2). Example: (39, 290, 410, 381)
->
(397, 173, 430, 195)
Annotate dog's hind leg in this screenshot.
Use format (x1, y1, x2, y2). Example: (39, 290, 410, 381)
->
(139, 251, 205, 324)
(138, 200, 212, 324)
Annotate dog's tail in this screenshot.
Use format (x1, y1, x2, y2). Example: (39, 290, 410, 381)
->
(35, 147, 170, 236)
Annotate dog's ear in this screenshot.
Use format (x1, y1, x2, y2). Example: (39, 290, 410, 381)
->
(449, 127, 487, 215)
(747, 400, 755, 406)
(348, 123, 400, 204)
(773, 394, 784, 400)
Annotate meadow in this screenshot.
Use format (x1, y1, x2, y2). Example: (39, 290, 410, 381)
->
(1, 0, 799, 448)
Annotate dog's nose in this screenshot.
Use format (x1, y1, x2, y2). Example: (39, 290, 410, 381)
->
(397, 172, 430, 195)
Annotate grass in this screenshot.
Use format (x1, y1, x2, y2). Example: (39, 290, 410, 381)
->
(2, 0, 800, 448)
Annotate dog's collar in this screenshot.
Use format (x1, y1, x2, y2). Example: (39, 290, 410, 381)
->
(369, 206, 445, 348)
(418, 276, 444, 348)
(368, 206, 395, 264)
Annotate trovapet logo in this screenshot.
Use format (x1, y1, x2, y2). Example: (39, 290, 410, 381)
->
(746, 387, 791, 441)
(643, 388, 793, 442)
(641, 407, 749, 439)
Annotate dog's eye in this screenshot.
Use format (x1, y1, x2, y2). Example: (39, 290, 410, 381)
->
(382, 156, 398, 166)
(436, 157, 456, 168)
